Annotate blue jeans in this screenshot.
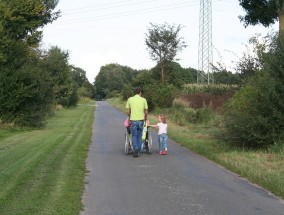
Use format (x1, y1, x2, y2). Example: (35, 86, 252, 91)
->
(158, 133, 168, 151)
(130, 120, 144, 151)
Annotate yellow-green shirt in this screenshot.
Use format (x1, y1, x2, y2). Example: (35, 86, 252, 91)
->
(126, 95, 148, 120)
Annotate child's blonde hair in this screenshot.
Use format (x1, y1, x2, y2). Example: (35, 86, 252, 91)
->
(159, 114, 167, 124)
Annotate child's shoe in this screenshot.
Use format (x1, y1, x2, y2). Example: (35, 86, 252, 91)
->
(159, 151, 163, 155)
(164, 148, 168, 155)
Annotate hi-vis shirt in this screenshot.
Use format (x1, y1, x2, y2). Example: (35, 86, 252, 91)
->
(126, 95, 148, 121)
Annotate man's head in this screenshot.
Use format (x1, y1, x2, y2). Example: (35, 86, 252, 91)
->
(134, 87, 142, 95)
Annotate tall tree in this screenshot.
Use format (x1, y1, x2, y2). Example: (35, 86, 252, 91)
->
(43, 46, 78, 107)
(71, 66, 88, 87)
(0, 0, 60, 127)
(239, 0, 284, 32)
(0, 0, 60, 64)
(145, 22, 187, 83)
(94, 64, 130, 99)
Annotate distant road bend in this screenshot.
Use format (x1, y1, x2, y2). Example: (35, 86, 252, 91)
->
(81, 101, 284, 215)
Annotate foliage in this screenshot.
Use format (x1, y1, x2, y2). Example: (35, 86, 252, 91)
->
(234, 34, 268, 81)
(0, 0, 60, 64)
(71, 66, 88, 87)
(151, 62, 195, 87)
(94, 64, 137, 99)
(223, 72, 280, 147)
(0, 57, 54, 127)
(145, 22, 187, 83)
(0, 1, 60, 127)
(222, 33, 284, 147)
(121, 84, 134, 100)
(239, 0, 279, 27)
(94, 62, 197, 102)
(196, 107, 215, 123)
(238, 0, 284, 31)
(170, 100, 215, 125)
(212, 69, 241, 85)
(132, 69, 156, 87)
(143, 83, 180, 110)
(43, 46, 78, 107)
(212, 34, 268, 84)
(78, 81, 95, 98)
(182, 84, 239, 95)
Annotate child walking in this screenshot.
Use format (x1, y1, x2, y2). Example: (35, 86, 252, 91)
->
(149, 114, 168, 155)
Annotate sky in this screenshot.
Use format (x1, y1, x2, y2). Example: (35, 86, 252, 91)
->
(42, 0, 278, 82)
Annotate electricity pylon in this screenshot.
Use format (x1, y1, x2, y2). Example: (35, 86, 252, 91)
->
(198, 0, 213, 84)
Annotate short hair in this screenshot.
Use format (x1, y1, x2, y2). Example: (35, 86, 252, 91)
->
(134, 87, 142, 94)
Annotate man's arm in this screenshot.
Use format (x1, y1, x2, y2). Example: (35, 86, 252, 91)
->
(126, 99, 131, 118)
(144, 109, 148, 119)
(144, 99, 149, 119)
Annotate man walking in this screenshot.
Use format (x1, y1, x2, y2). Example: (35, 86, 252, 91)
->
(126, 87, 148, 158)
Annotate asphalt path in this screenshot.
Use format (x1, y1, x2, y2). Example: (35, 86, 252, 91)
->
(80, 101, 284, 215)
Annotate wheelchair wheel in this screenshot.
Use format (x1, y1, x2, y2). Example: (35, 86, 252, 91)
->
(124, 133, 130, 155)
(147, 131, 153, 154)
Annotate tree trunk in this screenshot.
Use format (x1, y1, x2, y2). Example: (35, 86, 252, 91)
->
(160, 63, 164, 83)
(279, 2, 284, 32)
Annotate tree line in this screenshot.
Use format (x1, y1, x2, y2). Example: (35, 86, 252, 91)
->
(0, 0, 94, 127)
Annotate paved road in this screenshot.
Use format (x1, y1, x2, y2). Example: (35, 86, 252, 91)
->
(80, 101, 284, 215)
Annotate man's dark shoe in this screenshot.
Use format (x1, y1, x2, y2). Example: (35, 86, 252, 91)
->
(133, 148, 139, 158)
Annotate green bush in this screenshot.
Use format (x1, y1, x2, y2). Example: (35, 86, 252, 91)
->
(168, 106, 197, 126)
(196, 107, 215, 123)
(223, 71, 281, 147)
(0, 60, 54, 127)
(143, 83, 180, 110)
(222, 34, 284, 148)
(121, 84, 133, 100)
(160, 105, 214, 126)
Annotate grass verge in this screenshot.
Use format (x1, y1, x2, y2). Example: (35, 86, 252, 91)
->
(0, 101, 95, 215)
(108, 97, 284, 199)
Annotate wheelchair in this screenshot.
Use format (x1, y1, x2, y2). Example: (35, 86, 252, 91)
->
(124, 121, 152, 155)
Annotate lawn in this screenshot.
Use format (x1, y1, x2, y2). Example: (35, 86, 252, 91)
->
(0, 101, 95, 215)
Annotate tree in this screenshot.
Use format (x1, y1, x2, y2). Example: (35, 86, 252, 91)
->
(94, 64, 134, 99)
(151, 62, 195, 87)
(222, 33, 284, 147)
(239, 0, 284, 32)
(43, 46, 78, 107)
(145, 22, 187, 83)
(0, 54, 55, 127)
(0, 0, 60, 127)
(0, 0, 60, 64)
(71, 66, 88, 87)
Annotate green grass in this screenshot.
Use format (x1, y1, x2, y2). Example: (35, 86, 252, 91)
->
(108, 97, 284, 199)
(0, 101, 95, 215)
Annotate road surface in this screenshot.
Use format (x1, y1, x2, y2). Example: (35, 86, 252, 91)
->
(81, 101, 284, 215)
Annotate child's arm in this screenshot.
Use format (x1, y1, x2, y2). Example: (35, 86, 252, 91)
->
(148, 124, 158, 128)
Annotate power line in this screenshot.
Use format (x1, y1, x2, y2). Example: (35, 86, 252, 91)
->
(47, 0, 236, 27)
(62, 0, 165, 15)
(63, 0, 149, 12)
(62, 0, 200, 13)
(51, 1, 200, 26)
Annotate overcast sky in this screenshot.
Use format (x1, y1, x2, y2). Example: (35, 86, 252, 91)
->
(42, 0, 277, 82)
